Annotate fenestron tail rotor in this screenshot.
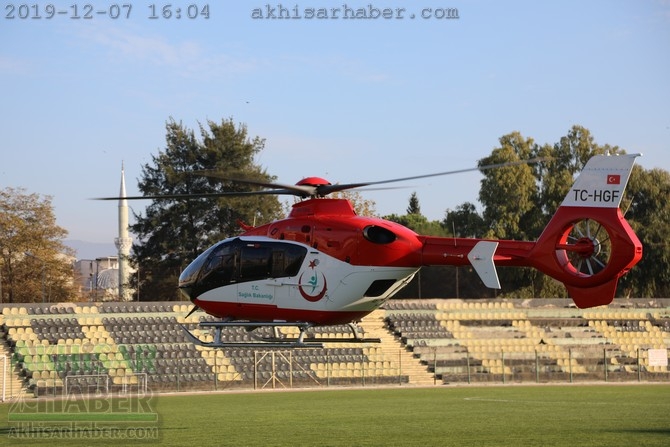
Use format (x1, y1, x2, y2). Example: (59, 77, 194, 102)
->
(557, 218, 612, 277)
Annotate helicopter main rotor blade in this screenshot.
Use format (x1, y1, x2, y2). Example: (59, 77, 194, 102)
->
(93, 157, 549, 201)
(93, 189, 300, 201)
(194, 171, 317, 196)
(319, 157, 550, 194)
(202, 157, 549, 198)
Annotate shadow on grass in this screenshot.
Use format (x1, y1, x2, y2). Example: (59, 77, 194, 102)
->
(616, 428, 670, 436)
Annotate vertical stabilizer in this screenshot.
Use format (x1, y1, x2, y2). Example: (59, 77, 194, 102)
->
(559, 153, 641, 209)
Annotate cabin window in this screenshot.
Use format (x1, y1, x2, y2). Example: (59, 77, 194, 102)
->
(239, 246, 272, 280)
(190, 239, 308, 297)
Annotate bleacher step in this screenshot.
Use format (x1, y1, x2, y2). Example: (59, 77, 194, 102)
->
(360, 311, 436, 386)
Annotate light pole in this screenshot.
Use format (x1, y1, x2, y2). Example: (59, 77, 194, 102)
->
(24, 252, 47, 303)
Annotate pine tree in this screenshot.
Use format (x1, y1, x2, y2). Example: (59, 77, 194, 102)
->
(130, 118, 283, 301)
(406, 192, 421, 215)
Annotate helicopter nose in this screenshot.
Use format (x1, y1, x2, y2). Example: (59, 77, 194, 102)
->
(179, 251, 208, 301)
(179, 262, 203, 301)
(178, 283, 194, 301)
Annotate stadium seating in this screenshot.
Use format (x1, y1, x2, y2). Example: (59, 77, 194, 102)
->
(385, 299, 670, 384)
(1, 303, 412, 396)
(1, 298, 668, 397)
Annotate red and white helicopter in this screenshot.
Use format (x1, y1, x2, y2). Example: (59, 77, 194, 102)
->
(108, 153, 643, 347)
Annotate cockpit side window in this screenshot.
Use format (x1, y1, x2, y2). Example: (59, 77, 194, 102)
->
(191, 240, 308, 297)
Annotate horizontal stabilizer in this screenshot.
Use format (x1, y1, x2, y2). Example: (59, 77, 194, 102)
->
(468, 241, 500, 289)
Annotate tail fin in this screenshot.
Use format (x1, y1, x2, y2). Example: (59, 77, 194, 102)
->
(530, 153, 643, 308)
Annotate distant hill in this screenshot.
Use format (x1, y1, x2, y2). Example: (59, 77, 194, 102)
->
(64, 240, 117, 260)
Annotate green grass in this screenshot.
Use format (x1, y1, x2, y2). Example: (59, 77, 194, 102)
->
(1, 385, 669, 446)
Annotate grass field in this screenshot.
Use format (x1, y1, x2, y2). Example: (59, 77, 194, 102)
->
(0, 384, 669, 446)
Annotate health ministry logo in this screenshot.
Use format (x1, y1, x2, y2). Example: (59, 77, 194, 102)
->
(298, 259, 328, 302)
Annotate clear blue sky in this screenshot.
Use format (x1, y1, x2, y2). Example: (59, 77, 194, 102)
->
(2, 1, 668, 250)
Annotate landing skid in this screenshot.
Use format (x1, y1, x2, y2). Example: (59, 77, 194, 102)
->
(180, 321, 380, 349)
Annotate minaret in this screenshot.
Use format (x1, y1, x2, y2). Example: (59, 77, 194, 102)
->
(114, 162, 133, 301)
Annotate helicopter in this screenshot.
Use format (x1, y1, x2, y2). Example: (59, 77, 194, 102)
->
(102, 153, 642, 348)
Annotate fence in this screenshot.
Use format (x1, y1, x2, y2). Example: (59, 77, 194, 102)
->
(26, 347, 410, 397)
(424, 346, 670, 384)
(23, 346, 668, 397)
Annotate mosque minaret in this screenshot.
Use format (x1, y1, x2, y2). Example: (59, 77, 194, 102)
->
(114, 162, 133, 300)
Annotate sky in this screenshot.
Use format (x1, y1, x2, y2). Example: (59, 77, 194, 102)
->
(2, 1, 669, 256)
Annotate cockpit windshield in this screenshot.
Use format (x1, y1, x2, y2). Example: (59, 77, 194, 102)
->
(178, 242, 219, 288)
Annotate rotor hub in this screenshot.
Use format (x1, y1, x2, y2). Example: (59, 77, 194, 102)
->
(296, 177, 331, 187)
(571, 237, 599, 258)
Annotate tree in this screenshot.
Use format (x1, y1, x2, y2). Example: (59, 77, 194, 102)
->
(525, 126, 628, 298)
(458, 140, 542, 297)
(385, 192, 447, 235)
(130, 118, 283, 301)
(384, 202, 455, 299)
(328, 190, 376, 217)
(379, 125, 668, 300)
(478, 132, 539, 240)
(0, 187, 77, 303)
(384, 213, 447, 237)
(473, 125, 663, 299)
(443, 202, 486, 238)
(534, 125, 624, 218)
(406, 192, 421, 215)
(621, 166, 670, 297)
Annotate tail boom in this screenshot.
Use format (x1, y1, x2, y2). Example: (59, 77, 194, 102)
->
(419, 153, 642, 308)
